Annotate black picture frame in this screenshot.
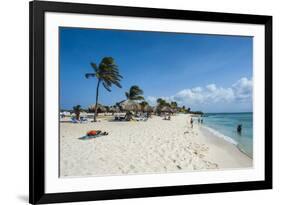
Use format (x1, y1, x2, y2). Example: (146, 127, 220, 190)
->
(29, 1, 272, 204)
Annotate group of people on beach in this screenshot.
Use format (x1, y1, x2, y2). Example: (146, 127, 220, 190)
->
(197, 118, 203, 124)
(189, 117, 203, 128)
(189, 116, 243, 134)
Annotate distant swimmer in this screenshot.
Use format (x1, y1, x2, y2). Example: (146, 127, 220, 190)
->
(190, 118, 194, 128)
(237, 124, 242, 134)
(201, 119, 203, 124)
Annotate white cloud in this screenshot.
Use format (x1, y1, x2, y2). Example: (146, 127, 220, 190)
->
(146, 77, 252, 110)
(232, 77, 252, 102)
(146, 96, 157, 106)
(192, 86, 203, 92)
(206, 84, 217, 92)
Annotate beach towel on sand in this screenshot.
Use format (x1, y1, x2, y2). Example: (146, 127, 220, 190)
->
(78, 135, 102, 140)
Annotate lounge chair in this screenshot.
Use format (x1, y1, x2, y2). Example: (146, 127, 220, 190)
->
(71, 117, 80, 123)
(80, 117, 93, 123)
(115, 116, 125, 121)
(134, 116, 148, 121)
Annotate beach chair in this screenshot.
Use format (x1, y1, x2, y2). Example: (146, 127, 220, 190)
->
(81, 116, 93, 122)
(133, 116, 148, 121)
(71, 117, 80, 123)
(114, 114, 127, 121)
(115, 116, 121, 121)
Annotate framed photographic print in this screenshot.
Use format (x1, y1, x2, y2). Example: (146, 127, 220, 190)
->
(29, 0, 272, 204)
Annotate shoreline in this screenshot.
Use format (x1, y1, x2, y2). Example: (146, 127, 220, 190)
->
(60, 114, 253, 177)
(196, 124, 252, 169)
(200, 125, 253, 159)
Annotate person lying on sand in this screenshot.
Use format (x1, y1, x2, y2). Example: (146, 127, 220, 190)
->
(87, 130, 108, 136)
(78, 130, 109, 140)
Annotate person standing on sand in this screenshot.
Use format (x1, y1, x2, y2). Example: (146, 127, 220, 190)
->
(190, 118, 194, 128)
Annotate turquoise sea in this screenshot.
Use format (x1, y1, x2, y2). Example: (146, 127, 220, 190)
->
(202, 112, 253, 158)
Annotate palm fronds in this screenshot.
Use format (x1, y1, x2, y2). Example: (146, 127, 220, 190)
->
(125, 85, 144, 100)
(85, 57, 122, 121)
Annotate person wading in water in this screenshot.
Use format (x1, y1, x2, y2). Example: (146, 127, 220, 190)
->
(237, 124, 242, 135)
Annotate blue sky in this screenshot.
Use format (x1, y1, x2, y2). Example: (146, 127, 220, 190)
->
(60, 27, 253, 112)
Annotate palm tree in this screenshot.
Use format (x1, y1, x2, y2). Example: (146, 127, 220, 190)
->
(156, 98, 168, 115)
(156, 98, 169, 107)
(85, 57, 122, 122)
(156, 98, 165, 106)
(170, 101, 178, 114)
(139, 101, 148, 112)
(125, 85, 144, 101)
(73, 105, 82, 120)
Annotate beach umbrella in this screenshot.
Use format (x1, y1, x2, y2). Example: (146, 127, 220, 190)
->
(144, 105, 153, 112)
(109, 106, 120, 113)
(161, 106, 173, 113)
(100, 106, 107, 112)
(89, 104, 106, 113)
(119, 100, 141, 111)
(172, 108, 178, 113)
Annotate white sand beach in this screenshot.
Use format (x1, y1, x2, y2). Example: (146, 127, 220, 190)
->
(60, 114, 252, 177)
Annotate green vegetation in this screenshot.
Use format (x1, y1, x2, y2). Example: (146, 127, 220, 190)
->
(170, 101, 178, 109)
(139, 101, 149, 112)
(72, 105, 82, 120)
(81, 58, 204, 118)
(155, 98, 170, 115)
(125, 85, 144, 101)
(189, 110, 204, 115)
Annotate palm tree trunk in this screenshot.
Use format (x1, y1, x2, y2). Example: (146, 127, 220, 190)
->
(94, 79, 101, 122)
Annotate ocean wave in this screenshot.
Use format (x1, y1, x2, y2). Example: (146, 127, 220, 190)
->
(201, 126, 238, 145)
